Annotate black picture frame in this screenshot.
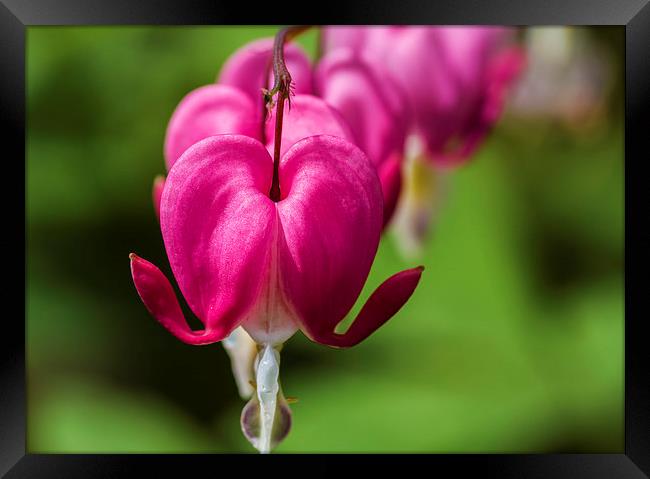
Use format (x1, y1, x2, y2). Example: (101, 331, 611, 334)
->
(2, 0, 648, 476)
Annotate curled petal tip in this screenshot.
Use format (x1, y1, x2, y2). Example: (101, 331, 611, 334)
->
(130, 254, 231, 345)
(303, 266, 424, 349)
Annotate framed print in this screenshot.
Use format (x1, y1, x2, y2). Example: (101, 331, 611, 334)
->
(2, 0, 649, 476)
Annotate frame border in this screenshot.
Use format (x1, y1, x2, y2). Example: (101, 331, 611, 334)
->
(3, 0, 648, 476)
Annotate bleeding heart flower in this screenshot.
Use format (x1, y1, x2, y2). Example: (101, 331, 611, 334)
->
(154, 85, 358, 399)
(133, 28, 424, 452)
(323, 26, 525, 168)
(131, 134, 422, 347)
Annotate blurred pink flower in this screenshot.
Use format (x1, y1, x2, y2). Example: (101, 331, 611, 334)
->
(323, 26, 525, 168)
(131, 135, 423, 347)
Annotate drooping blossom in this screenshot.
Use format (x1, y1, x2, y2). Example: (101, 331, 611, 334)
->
(151, 37, 354, 400)
(132, 134, 422, 347)
(130, 134, 423, 450)
(322, 26, 525, 257)
(132, 29, 424, 452)
(323, 26, 525, 168)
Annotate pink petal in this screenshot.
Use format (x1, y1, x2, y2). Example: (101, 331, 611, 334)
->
(275, 135, 384, 340)
(218, 37, 313, 111)
(161, 135, 277, 339)
(130, 253, 231, 345)
(164, 84, 259, 170)
(265, 94, 354, 158)
(425, 37, 526, 168)
(378, 151, 402, 228)
(301, 266, 424, 348)
(315, 48, 408, 168)
(152, 175, 165, 222)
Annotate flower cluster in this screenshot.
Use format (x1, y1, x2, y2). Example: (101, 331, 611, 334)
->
(129, 26, 524, 452)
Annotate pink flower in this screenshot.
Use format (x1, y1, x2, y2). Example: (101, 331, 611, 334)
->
(134, 28, 425, 454)
(130, 134, 423, 347)
(323, 26, 525, 167)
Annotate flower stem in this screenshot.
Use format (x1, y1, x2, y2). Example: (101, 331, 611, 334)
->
(266, 25, 310, 202)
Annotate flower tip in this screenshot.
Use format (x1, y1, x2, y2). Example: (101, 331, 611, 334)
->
(129, 252, 138, 262)
(416, 265, 425, 272)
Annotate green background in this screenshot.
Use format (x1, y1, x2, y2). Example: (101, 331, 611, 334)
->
(27, 26, 624, 452)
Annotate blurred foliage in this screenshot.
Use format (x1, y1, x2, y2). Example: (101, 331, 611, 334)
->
(27, 26, 623, 453)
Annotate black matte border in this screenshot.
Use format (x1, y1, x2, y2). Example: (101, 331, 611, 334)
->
(2, 0, 648, 477)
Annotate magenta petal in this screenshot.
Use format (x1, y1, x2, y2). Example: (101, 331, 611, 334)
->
(359, 27, 522, 167)
(130, 253, 230, 345)
(276, 135, 384, 339)
(164, 84, 259, 170)
(152, 175, 165, 222)
(304, 266, 424, 348)
(161, 135, 276, 339)
(426, 44, 526, 168)
(265, 94, 354, 158)
(315, 49, 408, 168)
(378, 151, 402, 228)
(219, 38, 312, 109)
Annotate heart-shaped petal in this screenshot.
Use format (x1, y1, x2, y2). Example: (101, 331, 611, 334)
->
(276, 135, 384, 338)
(161, 135, 277, 339)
